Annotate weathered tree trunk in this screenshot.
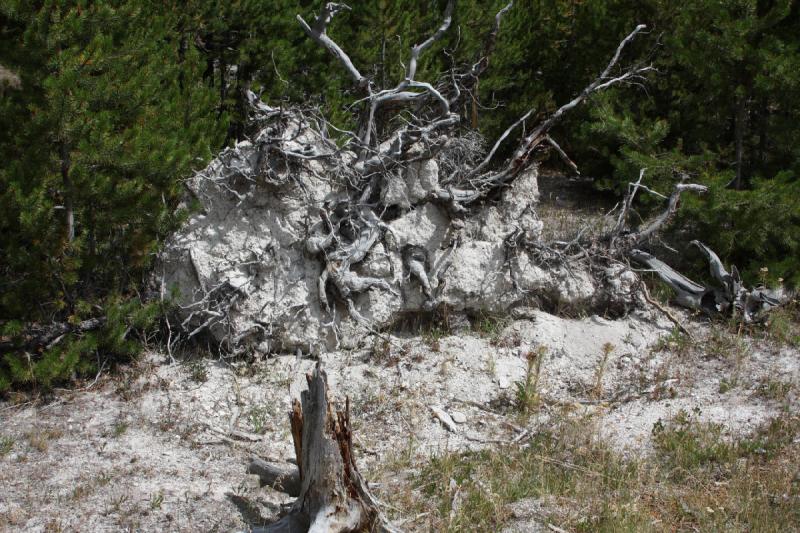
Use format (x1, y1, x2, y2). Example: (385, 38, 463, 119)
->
(255, 363, 399, 533)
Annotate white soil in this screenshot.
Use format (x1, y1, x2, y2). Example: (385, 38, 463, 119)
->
(1, 309, 797, 532)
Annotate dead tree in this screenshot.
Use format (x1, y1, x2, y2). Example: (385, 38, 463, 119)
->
(165, 2, 785, 356)
(251, 363, 399, 533)
(295, 1, 653, 316)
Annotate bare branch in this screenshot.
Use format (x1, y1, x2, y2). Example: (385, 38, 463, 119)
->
(465, 108, 533, 179)
(614, 168, 647, 234)
(543, 135, 579, 175)
(631, 183, 707, 243)
(297, 3, 368, 88)
(406, 0, 455, 82)
(469, 1, 514, 80)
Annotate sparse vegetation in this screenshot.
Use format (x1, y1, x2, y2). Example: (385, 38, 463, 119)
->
(422, 325, 448, 352)
(474, 313, 511, 345)
(112, 421, 129, 438)
(104, 493, 129, 516)
(150, 490, 164, 510)
(394, 409, 800, 532)
(653, 327, 693, 357)
(25, 428, 63, 453)
(755, 378, 795, 403)
(186, 359, 209, 384)
(765, 303, 800, 349)
(718, 377, 739, 394)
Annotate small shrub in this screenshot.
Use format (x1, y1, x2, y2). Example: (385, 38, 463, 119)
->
(0, 296, 166, 393)
(248, 405, 272, 434)
(186, 359, 208, 383)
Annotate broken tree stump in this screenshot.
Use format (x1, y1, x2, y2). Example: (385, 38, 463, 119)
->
(254, 362, 399, 533)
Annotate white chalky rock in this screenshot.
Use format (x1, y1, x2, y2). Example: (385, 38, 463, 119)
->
(450, 411, 467, 424)
(159, 118, 639, 354)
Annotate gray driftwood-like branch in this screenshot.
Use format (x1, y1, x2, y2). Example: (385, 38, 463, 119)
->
(630, 245, 784, 322)
(601, 170, 785, 322)
(297, 4, 368, 89)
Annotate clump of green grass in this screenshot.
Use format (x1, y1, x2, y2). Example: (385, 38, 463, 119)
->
(755, 378, 795, 402)
(473, 312, 511, 344)
(112, 420, 129, 438)
(150, 490, 164, 510)
(718, 377, 738, 393)
(422, 325, 448, 352)
(248, 405, 272, 434)
(706, 327, 749, 362)
(653, 326, 693, 357)
(393, 409, 800, 532)
(0, 435, 14, 456)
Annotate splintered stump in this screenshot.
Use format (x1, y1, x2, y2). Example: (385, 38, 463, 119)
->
(254, 363, 399, 533)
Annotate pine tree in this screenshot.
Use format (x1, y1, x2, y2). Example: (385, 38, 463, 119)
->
(0, 1, 222, 389)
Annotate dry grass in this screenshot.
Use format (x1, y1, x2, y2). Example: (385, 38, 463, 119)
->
(514, 346, 546, 416)
(383, 408, 800, 532)
(25, 428, 63, 453)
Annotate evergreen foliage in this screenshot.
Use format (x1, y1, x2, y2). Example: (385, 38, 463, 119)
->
(0, 1, 221, 390)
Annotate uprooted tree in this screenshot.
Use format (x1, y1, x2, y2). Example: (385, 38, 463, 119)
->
(160, 1, 785, 359)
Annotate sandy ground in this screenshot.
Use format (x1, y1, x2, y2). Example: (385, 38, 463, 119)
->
(1, 308, 798, 532)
